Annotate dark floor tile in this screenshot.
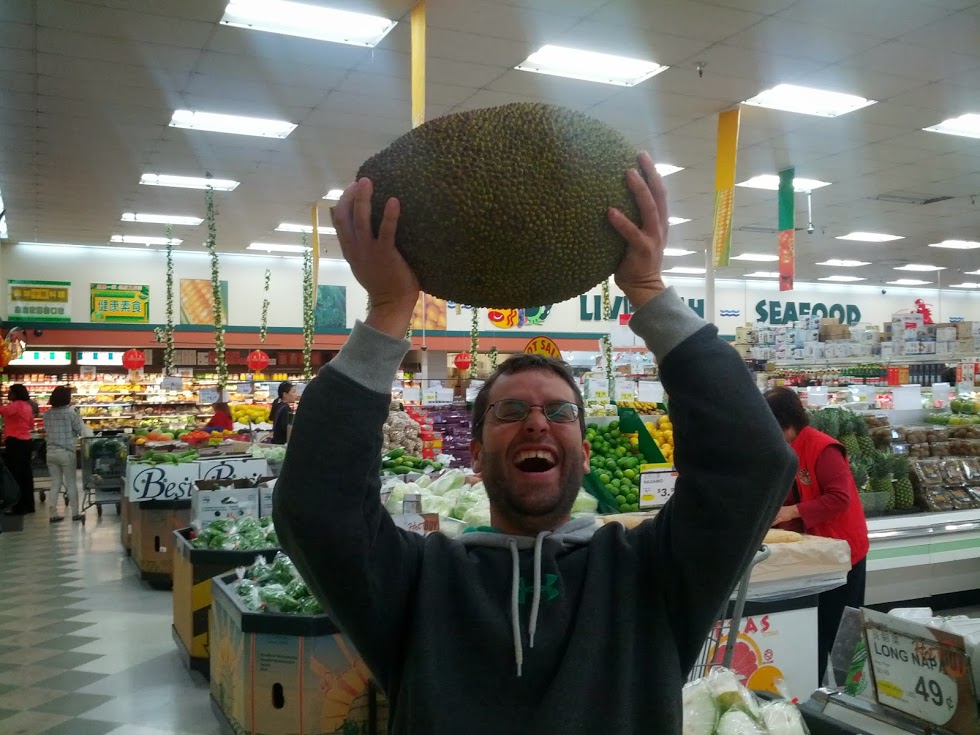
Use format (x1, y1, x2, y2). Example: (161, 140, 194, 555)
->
(37, 717, 118, 735)
(32, 692, 113, 717)
(34, 671, 107, 692)
(33, 651, 102, 670)
(0, 707, 18, 720)
(36, 622, 95, 636)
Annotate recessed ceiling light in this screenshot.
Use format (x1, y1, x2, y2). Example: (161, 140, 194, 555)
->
(140, 174, 239, 191)
(221, 0, 396, 47)
(515, 44, 667, 87)
(276, 223, 337, 235)
(730, 253, 779, 262)
(887, 279, 932, 286)
(663, 248, 696, 256)
(895, 264, 946, 272)
(170, 109, 296, 139)
(663, 266, 706, 275)
(744, 272, 780, 278)
(323, 189, 345, 200)
(819, 275, 866, 282)
(928, 239, 980, 250)
(667, 216, 691, 225)
(657, 164, 684, 177)
(121, 213, 203, 226)
(923, 113, 980, 140)
(110, 235, 183, 246)
(966, 270, 980, 276)
(742, 83, 876, 117)
(736, 175, 831, 192)
(247, 243, 310, 253)
(817, 259, 871, 267)
(835, 231, 904, 242)
(950, 282, 980, 288)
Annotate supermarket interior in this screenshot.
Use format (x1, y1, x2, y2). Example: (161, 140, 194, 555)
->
(1, 0, 980, 733)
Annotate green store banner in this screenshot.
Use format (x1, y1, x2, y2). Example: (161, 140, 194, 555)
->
(8, 279, 72, 322)
(90, 283, 150, 323)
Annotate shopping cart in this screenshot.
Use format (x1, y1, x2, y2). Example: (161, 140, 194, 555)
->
(689, 544, 772, 681)
(80, 434, 128, 516)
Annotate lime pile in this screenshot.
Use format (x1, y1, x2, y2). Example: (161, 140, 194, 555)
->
(587, 420, 642, 512)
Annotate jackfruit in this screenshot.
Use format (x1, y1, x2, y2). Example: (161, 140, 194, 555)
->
(356, 103, 641, 308)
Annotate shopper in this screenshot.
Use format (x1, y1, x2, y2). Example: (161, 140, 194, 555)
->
(275, 157, 797, 734)
(0, 383, 37, 514)
(204, 402, 235, 432)
(764, 387, 869, 685)
(270, 382, 298, 445)
(270, 381, 296, 424)
(42, 385, 92, 522)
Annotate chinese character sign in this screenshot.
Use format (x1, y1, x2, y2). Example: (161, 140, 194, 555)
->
(90, 284, 150, 323)
(7, 280, 72, 322)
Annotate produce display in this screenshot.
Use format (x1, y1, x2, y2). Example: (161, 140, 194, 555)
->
(381, 448, 442, 476)
(132, 449, 200, 466)
(617, 401, 662, 413)
(190, 516, 279, 550)
(382, 404, 424, 456)
(234, 552, 323, 614)
(586, 420, 645, 513)
(230, 403, 271, 425)
(683, 667, 807, 735)
(357, 102, 640, 308)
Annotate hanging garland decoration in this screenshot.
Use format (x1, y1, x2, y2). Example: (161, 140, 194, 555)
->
(260, 269, 271, 344)
(601, 279, 614, 391)
(302, 236, 314, 379)
(163, 224, 176, 375)
(469, 307, 479, 379)
(489, 346, 498, 372)
(205, 174, 228, 390)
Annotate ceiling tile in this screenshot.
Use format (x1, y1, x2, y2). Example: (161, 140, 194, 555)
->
(722, 18, 884, 64)
(899, 9, 980, 55)
(844, 40, 980, 82)
(0, 21, 34, 50)
(425, 0, 579, 43)
(775, 0, 954, 38)
(36, 0, 215, 48)
(426, 27, 530, 67)
(553, 22, 711, 66)
(598, 0, 765, 42)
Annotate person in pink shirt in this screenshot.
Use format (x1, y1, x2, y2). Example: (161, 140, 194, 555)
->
(1, 383, 37, 514)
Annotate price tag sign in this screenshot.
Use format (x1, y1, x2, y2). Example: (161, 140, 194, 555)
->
(198, 387, 220, 405)
(402, 386, 421, 403)
(637, 381, 664, 404)
(614, 379, 636, 403)
(161, 376, 184, 391)
(422, 389, 439, 405)
(587, 378, 609, 402)
(639, 463, 677, 509)
(864, 609, 979, 734)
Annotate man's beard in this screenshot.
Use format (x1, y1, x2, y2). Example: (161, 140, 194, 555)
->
(480, 445, 585, 532)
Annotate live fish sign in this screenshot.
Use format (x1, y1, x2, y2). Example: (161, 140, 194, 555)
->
(487, 305, 552, 329)
(524, 337, 561, 359)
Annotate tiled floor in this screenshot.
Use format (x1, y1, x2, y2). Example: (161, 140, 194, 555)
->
(0, 497, 221, 735)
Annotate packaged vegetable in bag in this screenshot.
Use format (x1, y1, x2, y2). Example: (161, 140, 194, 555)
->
(258, 583, 301, 613)
(682, 679, 719, 735)
(706, 667, 762, 720)
(716, 709, 766, 735)
(427, 469, 466, 496)
(760, 701, 809, 735)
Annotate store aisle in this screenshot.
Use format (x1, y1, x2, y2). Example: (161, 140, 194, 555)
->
(0, 507, 220, 735)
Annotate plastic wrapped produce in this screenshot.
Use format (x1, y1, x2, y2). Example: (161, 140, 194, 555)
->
(681, 667, 808, 735)
(382, 405, 424, 456)
(716, 710, 766, 735)
(682, 679, 719, 735)
(759, 702, 808, 735)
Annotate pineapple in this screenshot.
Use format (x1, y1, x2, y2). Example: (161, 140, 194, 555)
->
(855, 416, 877, 458)
(891, 454, 915, 510)
(839, 412, 861, 458)
(850, 456, 870, 493)
(868, 451, 895, 510)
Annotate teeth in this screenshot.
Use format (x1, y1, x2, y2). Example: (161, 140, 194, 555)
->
(515, 450, 557, 465)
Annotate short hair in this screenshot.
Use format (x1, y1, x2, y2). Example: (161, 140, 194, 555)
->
(8, 383, 29, 402)
(278, 381, 294, 398)
(764, 387, 809, 432)
(49, 386, 72, 408)
(471, 354, 584, 442)
(213, 401, 231, 415)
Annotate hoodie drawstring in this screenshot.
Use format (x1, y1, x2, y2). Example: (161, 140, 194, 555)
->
(508, 538, 523, 677)
(528, 531, 549, 650)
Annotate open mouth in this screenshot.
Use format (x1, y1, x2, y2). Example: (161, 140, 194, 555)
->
(514, 449, 558, 474)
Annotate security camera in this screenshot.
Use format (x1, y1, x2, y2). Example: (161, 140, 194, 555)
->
(33, 328, 43, 337)
(420, 345, 428, 351)
(806, 224, 815, 235)
(881, 289, 887, 295)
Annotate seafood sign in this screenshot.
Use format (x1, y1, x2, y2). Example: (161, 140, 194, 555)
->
(486, 305, 552, 329)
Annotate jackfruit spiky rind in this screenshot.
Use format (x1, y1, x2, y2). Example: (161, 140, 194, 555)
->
(356, 103, 641, 308)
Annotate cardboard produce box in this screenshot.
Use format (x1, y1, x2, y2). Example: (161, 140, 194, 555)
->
(172, 528, 280, 678)
(210, 573, 387, 735)
(131, 499, 191, 589)
(192, 479, 260, 529)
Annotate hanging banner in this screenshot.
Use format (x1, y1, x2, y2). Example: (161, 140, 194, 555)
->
(778, 167, 795, 292)
(711, 108, 741, 267)
(411, 1, 426, 129)
(90, 283, 150, 323)
(7, 279, 71, 322)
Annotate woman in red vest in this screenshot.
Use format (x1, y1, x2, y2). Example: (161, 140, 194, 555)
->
(764, 387, 869, 686)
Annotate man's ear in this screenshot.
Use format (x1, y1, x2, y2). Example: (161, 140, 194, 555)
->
(581, 438, 591, 474)
(470, 438, 482, 474)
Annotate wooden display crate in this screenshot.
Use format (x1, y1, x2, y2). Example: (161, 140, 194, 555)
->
(172, 527, 280, 679)
(210, 573, 387, 735)
(130, 499, 191, 589)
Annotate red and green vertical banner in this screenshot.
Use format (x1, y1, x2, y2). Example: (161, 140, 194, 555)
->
(778, 167, 795, 292)
(711, 109, 741, 267)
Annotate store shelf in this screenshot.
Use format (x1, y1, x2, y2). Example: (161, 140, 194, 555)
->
(769, 355, 977, 368)
(82, 415, 134, 420)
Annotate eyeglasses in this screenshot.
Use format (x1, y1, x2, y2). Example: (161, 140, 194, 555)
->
(476, 399, 580, 429)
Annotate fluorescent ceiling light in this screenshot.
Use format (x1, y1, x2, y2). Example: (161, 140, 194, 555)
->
(923, 113, 980, 140)
(276, 223, 337, 235)
(247, 242, 310, 253)
(742, 83, 875, 117)
(663, 266, 706, 275)
(121, 213, 203, 226)
(818, 259, 871, 267)
(744, 272, 780, 278)
(516, 44, 667, 87)
(656, 164, 684, 177)
(667, 216, 691, 225)
(966, 270, 980, 276)
(221, 0, 396, 47)
(140, 174, 239, 191)
(929, 239, 980, 250)
(730, 253, 778, 262)
(819, 275, 866, 282)
(0, 188, 6, 239)
(894, 264, 945, 272)
(888, 279, 932, 286)
(663, 248, 696, 256)
(736, 174, 831, 192)
(170, 109, 296, 139)
(323, 189, 345, 200)
(111, 235, 183, 246)
(835, 231, 904, 242)
(950, 282, 980, 288)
